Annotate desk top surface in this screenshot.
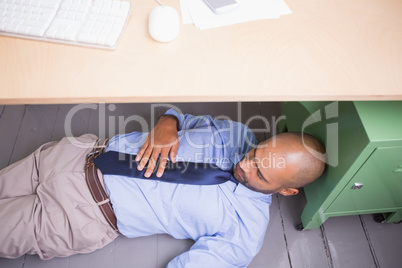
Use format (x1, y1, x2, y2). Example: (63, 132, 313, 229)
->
(1, 0, 401, 104)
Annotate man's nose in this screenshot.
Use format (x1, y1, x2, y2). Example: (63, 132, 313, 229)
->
(239, 160, 251, 173)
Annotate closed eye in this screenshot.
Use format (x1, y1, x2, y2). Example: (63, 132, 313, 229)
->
(253, 157, 268, 183)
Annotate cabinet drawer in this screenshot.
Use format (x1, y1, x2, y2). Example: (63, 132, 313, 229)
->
(326, 146, 402, 213)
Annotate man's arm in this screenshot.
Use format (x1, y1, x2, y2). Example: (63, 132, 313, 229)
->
(135, 109, 217, 178)
(135, 108, 257, 177)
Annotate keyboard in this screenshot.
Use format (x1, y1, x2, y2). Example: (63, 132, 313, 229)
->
(0, 0, 131, 50)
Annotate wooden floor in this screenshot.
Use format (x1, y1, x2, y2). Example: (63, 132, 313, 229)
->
(0, 103, 401, 268)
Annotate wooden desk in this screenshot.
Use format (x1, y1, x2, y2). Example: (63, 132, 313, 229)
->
(0, 0, 401, 104)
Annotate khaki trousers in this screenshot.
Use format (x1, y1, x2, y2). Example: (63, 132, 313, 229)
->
(0, 134, 119, 260)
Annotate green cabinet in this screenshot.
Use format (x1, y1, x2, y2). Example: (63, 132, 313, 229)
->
(280, 101, 402, 229)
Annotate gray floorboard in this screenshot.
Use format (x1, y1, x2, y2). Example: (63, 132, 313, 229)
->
(259, 102, 283, 139)
(277, 193, 331, 268)
(52, 104, 92, 140)
(192, 102, 238, 119)
(112, 235, 158, 268)
(24, 255, 70, 268)
(323, 216, 376, 268)
(123, 103, 155, 133)
(0, 105, 26, 169)
(67, 241, 116, 268)
(88, 103, 125, 139)
(361, 214, 402, 268)
(249, 194, 290, 268)
(239, 102, 266, 143)
(8, 105, 59, 165)
(156, 235, 194, 268)
(0, 256, 25, 268)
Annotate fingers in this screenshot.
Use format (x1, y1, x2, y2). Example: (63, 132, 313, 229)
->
(156, 153, 168, 178)
(135, 137, 180, 178)
(137, 146, 151, 171)
(142, 147, 161, 178)
(135, 137, 149, 162)
(137, 137, 156, 174)
(170, 141, 180, 163)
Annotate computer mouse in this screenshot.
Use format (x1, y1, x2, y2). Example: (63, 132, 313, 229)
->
(148, 5, 180, 43)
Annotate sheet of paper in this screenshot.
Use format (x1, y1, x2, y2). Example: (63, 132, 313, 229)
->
(180, 0, 292, 30)
(180, 0, 194, 24)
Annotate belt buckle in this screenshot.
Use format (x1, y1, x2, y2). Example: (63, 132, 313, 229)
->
(87, 150, 101, 160)
(87, 138, 109, 160)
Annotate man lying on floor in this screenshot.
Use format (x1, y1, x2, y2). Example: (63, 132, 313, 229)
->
(0, 109, 325, 267)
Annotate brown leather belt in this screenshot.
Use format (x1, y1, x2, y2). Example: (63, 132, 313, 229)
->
(85, 139, 119, 233)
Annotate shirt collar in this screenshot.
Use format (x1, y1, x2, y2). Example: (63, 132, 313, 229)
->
(232, 183, 272, 203)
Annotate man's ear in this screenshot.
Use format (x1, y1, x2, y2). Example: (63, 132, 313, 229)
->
(278, 188, 299, 196)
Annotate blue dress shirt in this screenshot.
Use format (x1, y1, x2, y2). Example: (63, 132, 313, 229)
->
(104, 109, 272, 268)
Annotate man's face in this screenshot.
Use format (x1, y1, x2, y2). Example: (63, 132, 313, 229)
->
(232, 139, 298, 195)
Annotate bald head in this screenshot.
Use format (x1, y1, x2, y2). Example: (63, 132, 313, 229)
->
(234, 132, 326, 195)
(257, 132, 326, 189)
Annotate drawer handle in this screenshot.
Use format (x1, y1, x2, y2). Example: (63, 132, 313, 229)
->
(352, 183, 364, 190)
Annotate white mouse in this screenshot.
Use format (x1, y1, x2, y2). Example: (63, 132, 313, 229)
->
(149, 5, 180, 43)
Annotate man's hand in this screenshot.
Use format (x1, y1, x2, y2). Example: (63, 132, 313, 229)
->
(135, 115, 179, 178)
